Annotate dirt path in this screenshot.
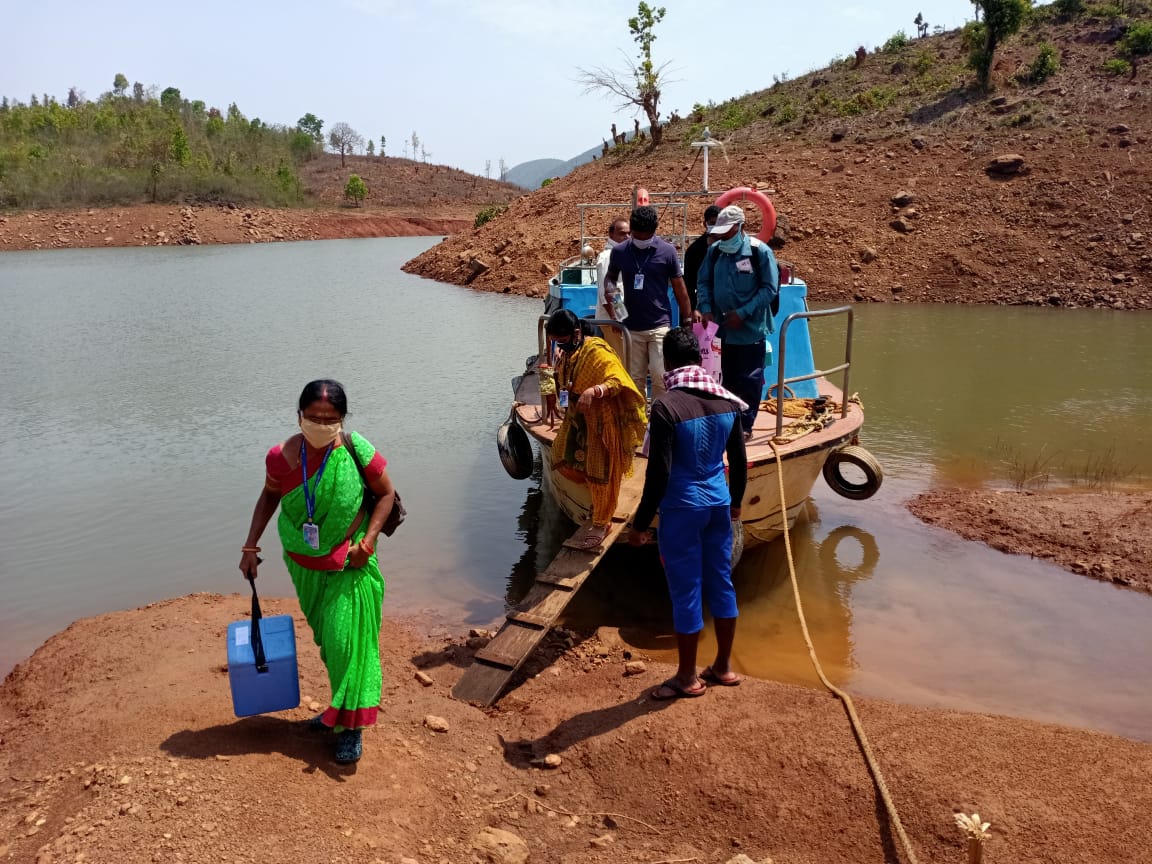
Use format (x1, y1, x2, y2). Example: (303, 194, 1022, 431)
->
(2, 593, 1151, 864)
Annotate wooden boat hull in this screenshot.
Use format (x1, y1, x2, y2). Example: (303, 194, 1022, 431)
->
(516, 375, 863, 548)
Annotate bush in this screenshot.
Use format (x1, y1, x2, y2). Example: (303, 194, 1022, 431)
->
(1120, 21, 1152, 57)
(716, 100, 755, 132)
(1053, 0, 1086, 20)
(540, 178, 553, 188)
(1087, 4, 1125, 19)
(474, 205, 507, 228)
(882, 30, 909, 53)
(912, 49, 937, 74)
(1102, 57, 1133, 75)
(343, 174, 367, 206)
(1027, 43, 1061, 82)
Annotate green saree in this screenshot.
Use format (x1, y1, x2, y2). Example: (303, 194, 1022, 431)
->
(274, 431, 384, 730)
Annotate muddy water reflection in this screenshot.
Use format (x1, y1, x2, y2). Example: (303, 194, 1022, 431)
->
(540, 303, 1152, 743)
(553, 487, 1152, 743)
(4, 242, 1150, 743)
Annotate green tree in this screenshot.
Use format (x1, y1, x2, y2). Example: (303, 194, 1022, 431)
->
(366, 139, 375, 156)
(113, 73, 129, 97)
(289, 130, 316, 161)
(576, 2, 669, 145)
(380, 135, 386, 155)
(297, 112, 324, 143)
(170, 125, 190, 166)
(132, 81, 145, 102)
(206, 107, 224, 137)
(328, 122, 363, 167)
(1120, 22, 1152, 58)
(964, 0, 1031, 91)
(344, 174, 367, 207)
(160, 86, 181, 113)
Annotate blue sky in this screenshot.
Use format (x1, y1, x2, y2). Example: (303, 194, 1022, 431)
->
(6, 1, 981, 173)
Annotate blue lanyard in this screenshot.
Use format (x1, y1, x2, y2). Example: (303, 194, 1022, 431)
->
(300, 440, 334, 524)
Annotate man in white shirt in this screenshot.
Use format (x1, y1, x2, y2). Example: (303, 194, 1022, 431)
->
(595, 218, 630, 359)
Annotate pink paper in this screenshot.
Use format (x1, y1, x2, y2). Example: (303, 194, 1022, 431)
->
(693, 321, 721, 382)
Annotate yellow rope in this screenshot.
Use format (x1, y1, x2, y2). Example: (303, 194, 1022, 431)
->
(760, 394, 863, 444)
(769, 438, 921, 864)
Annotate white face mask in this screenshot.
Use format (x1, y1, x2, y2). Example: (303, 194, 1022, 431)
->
(631, 236, 655, 250)
(299, 417, 342, 449)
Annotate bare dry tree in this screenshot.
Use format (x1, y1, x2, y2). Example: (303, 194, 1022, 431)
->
(576, 3, 670, 146)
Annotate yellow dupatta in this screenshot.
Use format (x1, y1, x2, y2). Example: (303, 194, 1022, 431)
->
(552, 336, 647, 486)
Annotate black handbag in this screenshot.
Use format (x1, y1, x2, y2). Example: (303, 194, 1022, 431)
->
(343, 432, 406, 537)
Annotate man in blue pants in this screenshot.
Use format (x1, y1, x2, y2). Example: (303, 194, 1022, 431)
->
(696, 204, 780, 441)
(628, 327, 748, 700)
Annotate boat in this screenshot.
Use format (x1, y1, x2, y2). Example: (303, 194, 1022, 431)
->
(497, 186, 882, 547)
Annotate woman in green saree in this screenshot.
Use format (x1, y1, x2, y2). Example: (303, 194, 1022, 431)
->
(240, 379, 395, 764)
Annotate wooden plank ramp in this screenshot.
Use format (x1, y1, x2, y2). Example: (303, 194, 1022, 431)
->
(452, 474, 645, 706)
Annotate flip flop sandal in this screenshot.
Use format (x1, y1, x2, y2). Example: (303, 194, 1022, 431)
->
(701, 666, 742, 687)
(565, 526, 609, 551)
(649, 677, 707, 701)
(334, 729, 363, 764)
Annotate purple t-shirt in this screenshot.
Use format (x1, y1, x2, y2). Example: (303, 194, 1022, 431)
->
(608, 237, 683, 331)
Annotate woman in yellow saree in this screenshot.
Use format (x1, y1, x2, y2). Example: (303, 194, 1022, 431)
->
(546, 310, 648, 549)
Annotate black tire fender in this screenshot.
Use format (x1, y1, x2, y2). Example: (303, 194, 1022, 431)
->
(822, 445, 883, 501)
(497, 411, 534, 480)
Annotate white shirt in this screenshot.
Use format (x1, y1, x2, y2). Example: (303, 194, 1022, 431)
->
(596, 246, 623, 319)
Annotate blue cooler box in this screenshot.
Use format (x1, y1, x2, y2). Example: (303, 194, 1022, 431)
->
(226, 614, 301, 717)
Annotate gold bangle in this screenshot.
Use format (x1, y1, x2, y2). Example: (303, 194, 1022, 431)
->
(242, 546, 261, 553)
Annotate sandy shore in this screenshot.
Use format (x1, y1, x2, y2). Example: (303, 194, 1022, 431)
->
(909, 487, 1152, 595)
(0, 204, 470, 252)
(2, 592, 1151, 864)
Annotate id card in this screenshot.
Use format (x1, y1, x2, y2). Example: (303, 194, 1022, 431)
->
(558, 389, 569, 409)
(633, 273, 645, 291)
(736, 258, 754, 273)
(303, 521, 320, 550)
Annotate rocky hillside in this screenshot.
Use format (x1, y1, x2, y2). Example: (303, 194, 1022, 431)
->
(404, 10, 1151, 309)
(299, 152, 521, 211)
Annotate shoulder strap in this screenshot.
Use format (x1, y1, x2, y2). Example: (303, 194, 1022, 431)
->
(707, 240, 759, 284)
(342, 431, 370, 487)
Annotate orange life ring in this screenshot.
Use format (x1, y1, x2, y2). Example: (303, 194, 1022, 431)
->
(715, 186, 777, 243)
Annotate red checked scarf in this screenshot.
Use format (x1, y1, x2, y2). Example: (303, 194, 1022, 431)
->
(662, 365, 749, 410)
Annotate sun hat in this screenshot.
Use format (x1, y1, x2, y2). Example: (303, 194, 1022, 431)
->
(707, 204, 746, 234)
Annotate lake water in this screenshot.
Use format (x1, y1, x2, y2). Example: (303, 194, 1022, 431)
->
(1, 238, 1150, 742)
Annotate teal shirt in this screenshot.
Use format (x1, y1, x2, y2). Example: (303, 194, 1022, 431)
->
(696, 236, 779, 345)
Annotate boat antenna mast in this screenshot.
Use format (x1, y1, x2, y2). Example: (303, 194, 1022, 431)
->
(689, 127, 727, 193)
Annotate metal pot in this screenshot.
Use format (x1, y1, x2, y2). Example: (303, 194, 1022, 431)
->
(497, 408, 534, 480)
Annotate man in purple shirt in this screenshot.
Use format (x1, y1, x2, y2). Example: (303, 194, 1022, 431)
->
(604, 205, 694, 399)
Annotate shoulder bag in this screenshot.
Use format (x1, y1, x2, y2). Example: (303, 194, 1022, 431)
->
(343, 431, 406, 537)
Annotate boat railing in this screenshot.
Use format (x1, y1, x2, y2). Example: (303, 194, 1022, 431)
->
(577, 201, 689, 258)
(773, 306, 854, 439)
(535, 315, 635, 412)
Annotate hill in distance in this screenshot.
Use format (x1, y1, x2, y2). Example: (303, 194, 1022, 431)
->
(405, 5, 1152, 311)
(506, 132, 645, 189)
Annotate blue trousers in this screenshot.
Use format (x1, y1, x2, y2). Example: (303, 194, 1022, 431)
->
(721, 340, 766, 435)
(658, 505, 738, 634)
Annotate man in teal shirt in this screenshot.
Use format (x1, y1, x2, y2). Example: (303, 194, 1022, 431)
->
(696, 205, 780, 440)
